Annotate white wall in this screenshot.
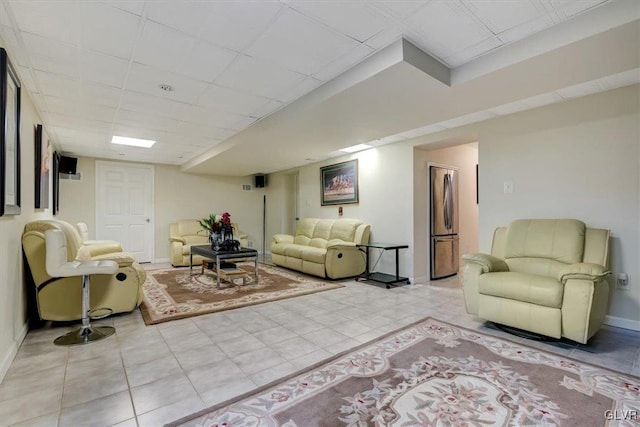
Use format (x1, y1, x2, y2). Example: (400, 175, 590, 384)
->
(0, 38, 52, 380)
(477, 86, 639, 327)
(267, 143, 415, 278)
(410, 85, 639, 327)
(59, 159, 264, 260)
(413, 143, 479, 281)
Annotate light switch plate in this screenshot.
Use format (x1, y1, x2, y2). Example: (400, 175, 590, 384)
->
(503, 181, 514, 194)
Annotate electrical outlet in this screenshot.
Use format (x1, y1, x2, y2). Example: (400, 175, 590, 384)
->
(616, 273, 629, 290)
(247, 241, 253, 248)
(503, 181, 514, 194)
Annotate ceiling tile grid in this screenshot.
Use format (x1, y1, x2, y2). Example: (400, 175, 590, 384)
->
(0, 0, 623, 167)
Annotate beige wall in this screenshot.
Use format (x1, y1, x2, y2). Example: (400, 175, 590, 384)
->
(0, 38, 52, 380)
(413, 143, 479, 281)
(59, 160, 264, 260)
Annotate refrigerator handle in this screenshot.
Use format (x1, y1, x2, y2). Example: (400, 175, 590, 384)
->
(443, 173, 453, 231)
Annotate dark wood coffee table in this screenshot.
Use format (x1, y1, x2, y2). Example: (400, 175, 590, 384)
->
(190, 245, 259, 287)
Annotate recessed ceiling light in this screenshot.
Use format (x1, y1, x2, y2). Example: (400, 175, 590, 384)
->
(159, 83, 174, 92)
(111, 135, 156, 148)
(339, 144, 372, 153)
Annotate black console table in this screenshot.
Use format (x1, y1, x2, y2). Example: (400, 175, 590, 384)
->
(357, 243, 410, 288)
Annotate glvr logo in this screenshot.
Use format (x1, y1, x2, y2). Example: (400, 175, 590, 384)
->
(604, 410, 638, 421)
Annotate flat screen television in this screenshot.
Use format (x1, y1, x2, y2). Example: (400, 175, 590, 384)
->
(58, 155, 77, 175)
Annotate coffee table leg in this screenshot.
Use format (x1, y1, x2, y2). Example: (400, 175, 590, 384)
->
(216, 257, 221, 288)
(190, 252, 194, 276)
(254, 256, 258, 283)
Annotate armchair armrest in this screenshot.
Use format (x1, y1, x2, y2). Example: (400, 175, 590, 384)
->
(85, 242, 122, 257)
(327, 239, 356, 249)
(169, 236, 187, 244)
(273, 234, 294, 244)
(462, 253, 509, 273)
(558, 263, 609, 284)
(91, 252, 136, 268)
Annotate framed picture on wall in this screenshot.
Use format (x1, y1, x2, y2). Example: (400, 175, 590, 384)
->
(34, 124, 50, 209)
(0, 47, 21, 216)
(320, 159, 359, 206)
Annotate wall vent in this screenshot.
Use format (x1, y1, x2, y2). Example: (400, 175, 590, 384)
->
(242, 184, 252, 191)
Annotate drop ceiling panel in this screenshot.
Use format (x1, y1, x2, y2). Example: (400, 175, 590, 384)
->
(119, 91, 192, 121)
(289, 1, 391, 42)
(81, 52, 129, 88)
(465, 0, 545, 34)
(215, 55, 307, 99)
(126, 63, 209, 103)
(145, 1, 211, 38)
(497, 13, 557, 44)
(10, 1, 79, 45)
(407, 1, 493, 62)
(22, 32, 77, 62)
(314, 43, 375, 82)
(30, 55, 79, 80)
(107, 0, 145, 16)
(251, 99, 284, 118)
(116, 109, 181, 133)
(195, 84, 271, 116)
(277, 77, 324, 104)
(80, 83, 123, 107)
(133, 20, 196, 70)
(33, 71, 81, 98)
(80, 2, 140, 59)
(175, 40, 238, 83)
(185, 106, 256, 131)
(370, 1, 431, 20)
(550, 0, 608, 19)
(197, 1, 284, 52)
(246, 8, 360, 76)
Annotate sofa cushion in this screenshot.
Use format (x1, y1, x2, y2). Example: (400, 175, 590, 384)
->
(329, 219, 362, 241)
(478, 272, 564, 309)
(301, 246, 326, 264)
(308, 238, 328, 249)
(285, 244, 305, 258)
(504, 219, 585, 264)
(271, 243, 291, 256)
(296, 219, 320, 238)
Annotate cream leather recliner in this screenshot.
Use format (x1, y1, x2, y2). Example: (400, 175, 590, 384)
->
(462, 219, 610, 344)
(271, 218, 370, 279)
(169, 219, 248, 267)
(22, 219, 145, 322)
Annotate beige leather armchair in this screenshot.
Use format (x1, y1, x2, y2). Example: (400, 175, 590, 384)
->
(462, 219, 610, 344)
(76, 222, 122, 251)
(271, 218, 370, 279)
(22, 219, 145, 322)
(169, 219, 248, 267)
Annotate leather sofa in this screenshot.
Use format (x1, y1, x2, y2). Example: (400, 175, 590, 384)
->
(462, 219, 610, 344)
(76, 221, 122, 249)
(271, 218, 370, 279)
(22, 219, 145, 322)
(169, 219, 248, 267)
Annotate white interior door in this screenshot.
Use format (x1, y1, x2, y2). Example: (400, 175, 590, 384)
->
(96, 161, 154, 263)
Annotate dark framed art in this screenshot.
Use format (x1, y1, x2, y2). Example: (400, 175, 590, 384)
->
(34, 124, 50, 209)
(0, 47, 21, 216)
(320, 159, 359, 206)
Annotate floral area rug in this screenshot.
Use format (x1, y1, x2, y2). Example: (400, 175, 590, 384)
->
(139, 263, 345, 325)
(168, 317, 640, 426)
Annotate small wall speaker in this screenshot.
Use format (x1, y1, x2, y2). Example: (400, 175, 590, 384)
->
(254, 174, 267, 188)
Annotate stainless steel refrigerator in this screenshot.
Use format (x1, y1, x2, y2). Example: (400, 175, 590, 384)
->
(430, 166, 459, 279)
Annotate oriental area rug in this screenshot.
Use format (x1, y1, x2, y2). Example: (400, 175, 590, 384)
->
(168, 318, 640, 427)
(140, 264, 344, 325)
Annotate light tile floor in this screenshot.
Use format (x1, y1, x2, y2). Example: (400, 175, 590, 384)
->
(1, 269, 639, 426)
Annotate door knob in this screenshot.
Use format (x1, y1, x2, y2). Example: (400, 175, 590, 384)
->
(146, 218, 150, 223)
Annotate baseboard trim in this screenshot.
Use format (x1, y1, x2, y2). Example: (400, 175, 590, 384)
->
(413, 275, 428, 284)
(604, 315, 640, 331)
(0, 321, 29, 382)
(154, 258, 170, 264)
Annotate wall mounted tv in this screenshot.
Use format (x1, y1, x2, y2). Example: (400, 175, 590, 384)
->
(58, 155, 78, 175)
